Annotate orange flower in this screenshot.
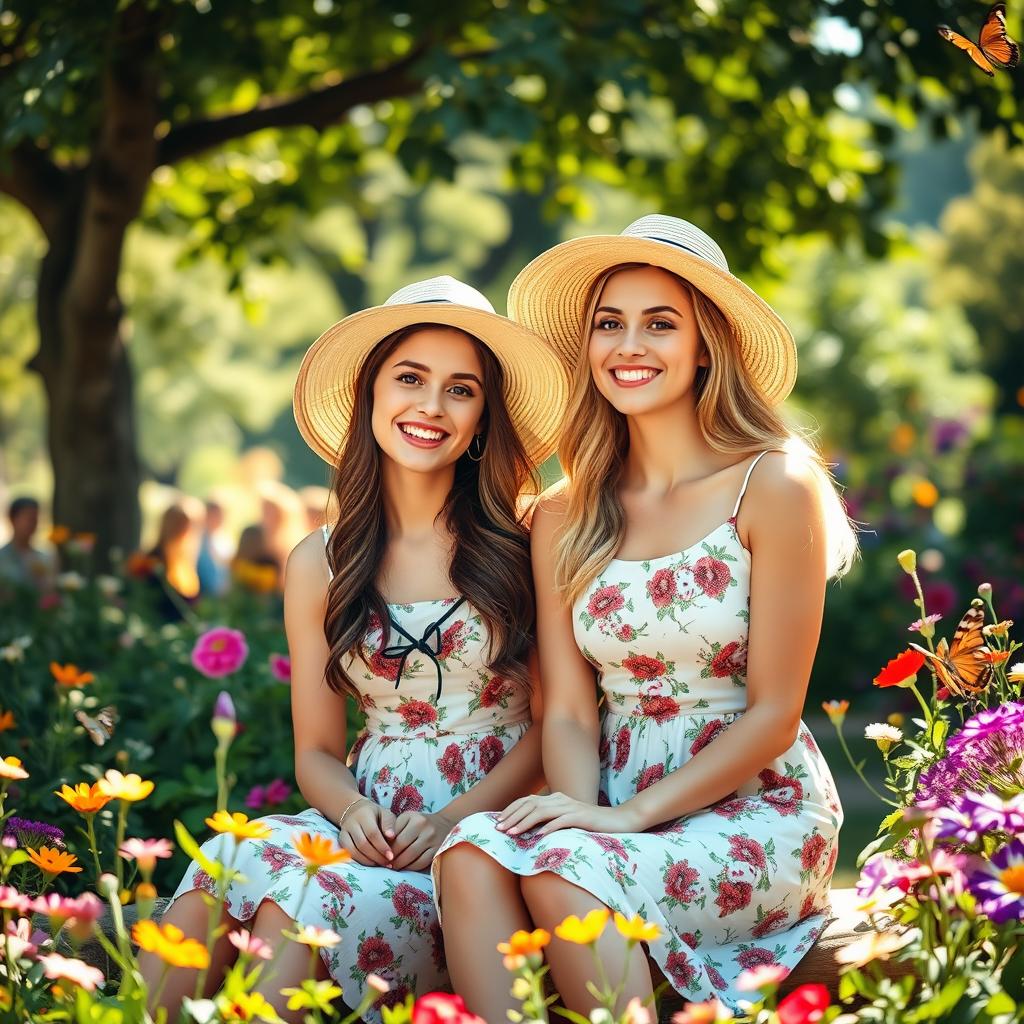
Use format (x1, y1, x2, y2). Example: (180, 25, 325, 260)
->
(55, 782, 112, 815)
(821, 700, 849, 726)
(50, 663, 95, 688)
(26, 846, 82, 876)
(873, 649, 925, 688)
(48, 525, 71, 545)
(132, 919, 210, 969)
(497, 928, 551, 958)
(0, 756, 28, 781)
(987, 651, 1011, 667)
(0, 710, 14, 733)
(291, 831, 351, 869)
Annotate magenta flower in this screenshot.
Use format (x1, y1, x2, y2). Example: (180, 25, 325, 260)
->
(967, 838, 1024, 923)
(245, 785, 266, 810)
(118, 837, 174, 873)
(269, 653, 291, 683)
(264, 778, 292, 804)
(191, 627, 249, 678)
(0, 885, 32, 914)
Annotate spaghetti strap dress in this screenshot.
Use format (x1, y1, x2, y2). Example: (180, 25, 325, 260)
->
(169, 525, 532, 1018)
(432, 453, 843, 1010)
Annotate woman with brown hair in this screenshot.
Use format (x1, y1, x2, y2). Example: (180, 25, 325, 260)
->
(142, 277, 567, 1020)
(434, 217, 857, 1021)
(145, 495, 204, 620)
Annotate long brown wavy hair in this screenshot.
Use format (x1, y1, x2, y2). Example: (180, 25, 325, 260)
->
(555, 264, 858, 606)
(323, 324, 538, 699)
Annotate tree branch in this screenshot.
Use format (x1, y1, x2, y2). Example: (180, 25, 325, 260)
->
(0, 142, 65, 240)
(158, 46, 428, 166)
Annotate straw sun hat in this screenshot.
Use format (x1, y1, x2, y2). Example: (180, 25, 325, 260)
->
(293, 276, 569, 466)
(507, 215, 798, 405)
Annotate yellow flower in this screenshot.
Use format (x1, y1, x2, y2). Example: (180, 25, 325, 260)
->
(205, 810, 272, 842)
(614, 912, 662, 943)
(554, 907, 610, 945)
(98, 770, 154, 802)
(911, 480, 938, 508)
(26, 846, 83, 876)
(1008, 663, 1024, 685)
(0, 756, 28, 781)
(50, 662, 95, 688)
(55, 782, 113, 814)
(132, 919, 210, 969)
(286, 924, 342, 949)
(216, 991, 283, 1022)
(282, 981, 344, 1014)
(983, 620, 1013, 638)
(887, 712, 905, 727)
(292, 831, 352, 868)
(834, 930, 912, 968)
(896, 549, 917, 574)
(497, 928, 551, 962)
(0, 710, 14, 733)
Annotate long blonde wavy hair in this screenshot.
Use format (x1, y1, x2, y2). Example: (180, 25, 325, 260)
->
(554, 264, 858, 606)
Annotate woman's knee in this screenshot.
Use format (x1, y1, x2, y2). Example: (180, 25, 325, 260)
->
(439, 843, 515, 904)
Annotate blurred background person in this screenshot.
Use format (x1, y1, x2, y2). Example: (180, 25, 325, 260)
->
(0, 496, 53, 591)
(231, 523, 280, 594)
(257, 479, 307, 585)
(196, 496, 234, 597)
(146, 495, 205, 620)
(297, 484, 334, 532)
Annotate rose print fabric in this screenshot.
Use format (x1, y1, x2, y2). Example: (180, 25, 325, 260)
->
(170, 525, 530, 1020)
(434, 453, 843, 1011)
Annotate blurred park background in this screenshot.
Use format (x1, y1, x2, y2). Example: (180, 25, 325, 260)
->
(1, 0, 1023, 885)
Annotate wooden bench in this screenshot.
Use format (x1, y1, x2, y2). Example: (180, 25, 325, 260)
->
(64, 888, 908, 1018)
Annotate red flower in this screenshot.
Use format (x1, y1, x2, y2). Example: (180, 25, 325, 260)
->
(706, 965, 728, 991)
(728, 835, 767, 870)
(413, 993, 485, 1024)
(533, 848, 571, 871)
(714, 879, 752, 916)
(758, 768, 804, 816)
(357, 934, 394, 973)
(392, 881, 432, 920)
(192, 867, 216, 895)
(438, 620, 466, 660)
(710, 640, 747, 678)
(736, 947, 779, 971)
(693, 556, 731, 598)
(712, 797, 751, 819)
(801, 834, 828, 872)
(437, 743, 466, 785)
(368, 649, 401, 682)
(391, 785, 424, 815)
(587, 585, 625, 619)
(479, 736, 504, 774)
(612, 727, 631, 771)
(376, 765, 392, 784)
(680, 932, 698, 949)
(639, 695, 680, 723)
(646, 568, 677, 608)
(664, 951, 696, 988)
(873, 648, 926, 688)
(798, 893, 822, 920)
(615, 624, 636, 641)
(622, 654, 667, 681)
(591, 834, 629, 859)
(479, 676, 513, 707)
(663, 860, 700, 904)
(315, 871, 354, 901)
(398, 700, 438, 729)
(690, 719, 727, 755)
(777, 984, 830, 1024)
(636, 763, 665, 791)
(752, 907, 790, 938)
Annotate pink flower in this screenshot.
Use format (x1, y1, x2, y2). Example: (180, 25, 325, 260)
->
(245, 785, 266, 810)
(118, 837, 173, 873)
(646, 568, 677, 608)
(0, 884, 32, 914)
(38, 592, 61, 610)
(728, 835, 767, 870)
(191, 626, 249, 678)
(265, 778, 292, 804)
(736, 964, 790, 991)
(269, 653, 291, 682)
(31, 893, 82, 927)
(5, 916, 48, 959)
(392, 882, 431, 920)
(38, 952, 105, 991)
(692, 556, 731, 598)
(587, 585, 625, 619)
(533, 848, 570, 871)
(229, 928, 273, 960)
(736, 947, 779, 971)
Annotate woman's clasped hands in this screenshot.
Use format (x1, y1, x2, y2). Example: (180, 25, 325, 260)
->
(337, 796, 456, 872)
(495, 791, 641, 837)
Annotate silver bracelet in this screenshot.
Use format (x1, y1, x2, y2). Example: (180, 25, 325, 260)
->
(338, 796, 370, 830)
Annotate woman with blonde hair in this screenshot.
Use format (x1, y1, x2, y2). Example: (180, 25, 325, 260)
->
(141, 277, 567, 1020)
(435, 217, 856, 1021)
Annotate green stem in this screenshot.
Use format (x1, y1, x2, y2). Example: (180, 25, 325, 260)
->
(907, 683, 933, 729)
(194, 841, 240, 1001)
(114, 800, 128, 893)
(834, 725, 899, 806)
(85, 814, 103, 884)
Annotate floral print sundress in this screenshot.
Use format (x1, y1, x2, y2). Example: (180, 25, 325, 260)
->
(433, 453, 843, 1010)
(170, 525, 532, 1018)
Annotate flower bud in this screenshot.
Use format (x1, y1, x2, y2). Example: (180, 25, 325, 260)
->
(978, 582, 992, 599)
(897, 549, 917, 574)
(211, 691, 236, 745)
(98, 873, 119, 898)
(135, 881, 157, 919)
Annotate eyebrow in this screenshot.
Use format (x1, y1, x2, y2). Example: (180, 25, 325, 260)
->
(595, 305, 684, 317)
(394, 359, 482, 385)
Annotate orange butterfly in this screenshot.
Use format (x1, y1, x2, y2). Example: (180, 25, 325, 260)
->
(938, 3, 1021, 76)
(910, 605, 992, 698)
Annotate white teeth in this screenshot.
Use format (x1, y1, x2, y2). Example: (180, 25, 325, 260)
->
(400, 424, 447, 441)
(613, 368, 658, 382)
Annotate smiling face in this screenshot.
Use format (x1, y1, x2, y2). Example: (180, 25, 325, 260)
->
(370, 326, 487, 472)
(587, 265, 709, 417)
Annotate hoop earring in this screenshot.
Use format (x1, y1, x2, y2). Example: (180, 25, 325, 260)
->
(468, 434, 485, 462)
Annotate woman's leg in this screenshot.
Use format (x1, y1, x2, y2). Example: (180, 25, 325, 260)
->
(439, 844, 535, 1022)
(520, 872, 653, 1015)
(248, 900, 330, 1023)
(139, 890, 238, 1012)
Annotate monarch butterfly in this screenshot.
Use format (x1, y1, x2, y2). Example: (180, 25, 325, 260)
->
(938, 3, 1021, 76)
(910, 605, 992, 698)
(75, 705, 118, 746)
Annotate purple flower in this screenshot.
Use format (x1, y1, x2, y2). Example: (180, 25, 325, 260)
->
(967, 838, 1024, 923)
(245, 786, 266, 810)
(948, 703, 1024, 755)
(264, 778, 292, 805)
(213, 691, 236, 722)
(933, 802, 984, 847)
(960, 791, 1024, 837)
(856, 854, 899, 897)
(3, 817, 65, 849)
